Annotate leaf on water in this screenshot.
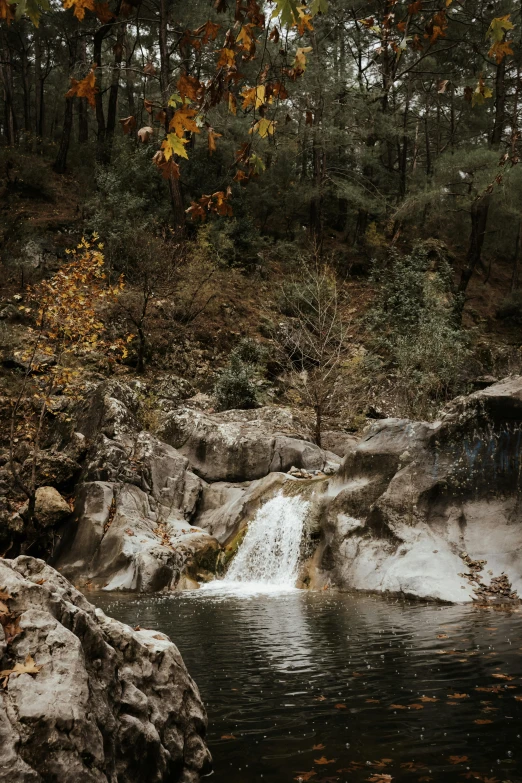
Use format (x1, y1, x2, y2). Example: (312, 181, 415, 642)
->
(220, 734, 236, 739)
(419, 695, 438, 702)
(334, 703, 346, 709)
(314, 756, 335, 765)
(366, 699, 380, 704)
(389, 704, 407, 710)
(492, 673, 513, 680)
(448, 756, 468, 764)
(447, 693, 469, 699)
(314, 695, 326, 701)
(312, 744, 325, 750)
(294, 772, 316, 782)
(474, 719, 493, 725)
(368, 775, 393, 783)
(409, 703, 424, 710)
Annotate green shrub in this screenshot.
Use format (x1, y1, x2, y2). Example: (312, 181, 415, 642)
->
(365, 245, 470, 417)
(230, 337, 264, 365)
(213, 355, 259, 411)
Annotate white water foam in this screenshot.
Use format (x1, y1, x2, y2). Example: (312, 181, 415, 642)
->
(200, 493, 310, 596)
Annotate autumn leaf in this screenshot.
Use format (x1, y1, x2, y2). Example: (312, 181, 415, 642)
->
(472, 76, 493, 107)
(178, 72, 202, 101)
(143, 61, 156, 77)
(487, 14, 514, 44)
(119, 116, 136, 135)
(334, 703, 346, 709)
(220, 734, 236, 739)
(217, 47, 236, 68)
(208, 127, 222, 155)
(409, 703, 424, 710)
(144, 98, 154, 114)
(62, 0, 94, 20)
(0, 590, 11, 602)
(491, 673, 514, 680)
(93, 1, 113, 21)
(273, 0, 300, 28)
(368, 775, 393, 783)
(228, 92, 237, 115)
(250, 118, 276, 138)
(294, 46, 313, 72)
(169, 105, 199, 137)
(1, 654, 42, 686)
(137, 126, 154, 143)
(241, 84, 266, 110)
(294, 773, 316, 782)
(162, 134, 189, 160)
(390, 703, 407, 710)
(314, 756, 335, 765)
(447, 693, 468, 699)
(474, 718, 493, 725)
(448, 756, 468, 764)
(419, 695, 438, 702)
(0, 0, 16, 24)
(66, 68, 98, 109)
(312, 743, 325, 750)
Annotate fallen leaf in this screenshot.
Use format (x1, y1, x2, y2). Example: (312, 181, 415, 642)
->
(312, 744, 325, 750)
(390, 704, 407, 710)
(0, 591, 12, 601)
(448, 756, 468, 764)
(474, 719, 493, 725)
(294, 773, 316, 782)
(220, 734, 236, 739)
(334, 703, 346, 709)
(492, 673, 514, 680)
(419, 695, 438, 702)
(447, 693, 469, 699)
(409, 703, 424, 710)
(315, 757, 336, 765)
(0, 654, 42, 685)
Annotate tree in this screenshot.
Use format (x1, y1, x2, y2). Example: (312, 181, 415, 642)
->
(275, 257, 348, 446)
(8, 236, 126, 549)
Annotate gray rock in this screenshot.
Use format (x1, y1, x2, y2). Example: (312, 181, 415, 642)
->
(0, 556, 211, 782)
(311, 376, 522, 602)
(157, 406, 340, 482)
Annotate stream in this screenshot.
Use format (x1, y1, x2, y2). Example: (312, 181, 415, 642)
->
(92, 589, 522, 783)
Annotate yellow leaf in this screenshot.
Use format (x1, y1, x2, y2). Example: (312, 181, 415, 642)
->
(62, 0, 95, 20)
(162, 134, 189, 160)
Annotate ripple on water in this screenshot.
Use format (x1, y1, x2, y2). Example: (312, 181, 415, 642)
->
(91, 590, 522, 783)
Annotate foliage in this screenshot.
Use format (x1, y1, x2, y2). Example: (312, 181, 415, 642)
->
(366, 246, 470, 417)
(213, 354, 259, 411)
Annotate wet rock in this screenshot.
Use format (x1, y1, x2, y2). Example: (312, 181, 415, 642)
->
(0, 556, 211, 782)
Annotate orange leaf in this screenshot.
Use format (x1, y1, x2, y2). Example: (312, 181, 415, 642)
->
(62, 0, 95, 20)
(66, 68, 98, 109)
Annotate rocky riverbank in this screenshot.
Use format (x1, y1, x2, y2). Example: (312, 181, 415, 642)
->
(3, 373, 522, 604)
(0, 556, 211, 782)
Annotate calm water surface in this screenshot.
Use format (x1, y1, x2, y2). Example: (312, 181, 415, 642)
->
(92, 590, 522, 783)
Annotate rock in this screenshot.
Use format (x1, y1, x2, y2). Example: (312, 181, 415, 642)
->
(320, 431, 359, 458)
(157, 406, 340, 482)
(20, 487, 71, 528)
(0, 556, 211, 782)
(312, 377, 522, 602)
(21, 451, 81, 491)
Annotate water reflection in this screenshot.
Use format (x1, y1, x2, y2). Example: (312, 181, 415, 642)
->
(92, 590, 522, 783)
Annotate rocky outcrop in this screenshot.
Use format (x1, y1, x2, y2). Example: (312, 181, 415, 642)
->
(0, 556, 211, 782)
(52, 380, 339, 592)
(157, 406, 340, 482)
(311, 376, 522, 603)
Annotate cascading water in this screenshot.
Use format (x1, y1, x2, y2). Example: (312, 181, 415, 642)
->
(201, 493, 310, 596)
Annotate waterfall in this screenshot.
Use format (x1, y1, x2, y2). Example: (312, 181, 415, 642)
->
(201, 493, 310, 595)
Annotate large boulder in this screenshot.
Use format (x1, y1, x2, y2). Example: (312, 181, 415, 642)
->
(313, 377, 522, 602)
(20, 487, 71, 529)
(156, 406, 340, 482)
(0, 556, 211, 782)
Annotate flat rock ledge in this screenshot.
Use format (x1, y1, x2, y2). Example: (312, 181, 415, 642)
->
(0, 557, 211, 783)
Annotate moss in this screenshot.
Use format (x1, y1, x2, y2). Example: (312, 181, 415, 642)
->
(221, 526, 248, 570)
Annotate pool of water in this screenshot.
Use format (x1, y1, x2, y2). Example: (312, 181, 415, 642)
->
(92, 589, 522, 783)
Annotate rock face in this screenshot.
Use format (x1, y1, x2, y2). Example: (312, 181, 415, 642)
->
(157, 406, 340, 482)
(52, 380, 338, 592)
(0, 556, 211, 782)
(312, 377, 522, 602)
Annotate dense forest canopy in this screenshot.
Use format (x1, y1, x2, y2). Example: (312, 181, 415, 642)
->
(1, 0, 520, 261)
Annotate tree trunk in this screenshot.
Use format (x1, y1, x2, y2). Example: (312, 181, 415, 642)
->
(77, 36, 89, 143)
(34, 27, 45, 138)
(53, 38, 78, 173)
(0, 35, 18, 145)
(159, 0, 185, 231)
(103, 22, 125, 163)
(93, 24, 110, 163)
